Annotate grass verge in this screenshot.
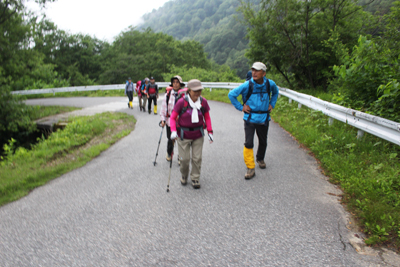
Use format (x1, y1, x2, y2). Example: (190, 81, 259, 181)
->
(0, 112, 136, 206)
(204, 89, 400, 249)
(24, 89, 126, 99)
(28, 105, 81, 120)
(273, 97, 400, 248)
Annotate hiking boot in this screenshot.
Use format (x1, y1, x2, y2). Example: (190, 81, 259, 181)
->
(148, 109, 151, 114)
(178, 157, 180, 165)
(244, 168, 255, 180)
(166, 153, 171, 162)
(191, 180, 200, 189)
(181, 176, 187, 185)
(127, 103, 130, 108)
(256, 160, 266, 169)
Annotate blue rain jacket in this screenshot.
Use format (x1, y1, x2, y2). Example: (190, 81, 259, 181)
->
(228, 77, 279, 124)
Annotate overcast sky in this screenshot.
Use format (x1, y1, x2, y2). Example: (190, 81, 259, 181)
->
(26, 0, 171, 42)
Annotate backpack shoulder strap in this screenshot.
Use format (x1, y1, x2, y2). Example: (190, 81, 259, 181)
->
(179, 95, 206, 116)
(200, 96, 206, 115)
(243, 80, 254, 105)
(166, 89, 172, 104)
(180, 94, 189, 116)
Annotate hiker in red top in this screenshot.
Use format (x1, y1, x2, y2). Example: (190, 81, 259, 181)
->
(146, 77, 159, 115)
(136, 80, 142, 111)
(170, 79, 214, 189)
(160, 75, 186, 162)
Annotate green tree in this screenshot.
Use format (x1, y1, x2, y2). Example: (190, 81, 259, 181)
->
(0, 0, 58, 156)
(162, 64, 242, 83)
(239, 0, 374, 90)
(329, 2, 400, 121)
(99, 28, 213, 84)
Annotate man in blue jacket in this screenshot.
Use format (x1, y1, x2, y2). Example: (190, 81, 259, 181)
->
(228, 62, 279, 180)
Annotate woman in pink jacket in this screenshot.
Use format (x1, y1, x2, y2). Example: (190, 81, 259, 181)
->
(170, 79, 213, 189)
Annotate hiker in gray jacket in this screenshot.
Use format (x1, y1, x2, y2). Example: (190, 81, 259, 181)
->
(125, 77, 135, 109)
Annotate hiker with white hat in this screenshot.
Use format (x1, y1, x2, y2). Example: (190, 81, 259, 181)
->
(228, 62, 279, 180)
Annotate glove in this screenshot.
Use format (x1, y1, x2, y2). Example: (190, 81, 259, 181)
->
(208, 133, 214, 143)
(170, 131, 178, 140)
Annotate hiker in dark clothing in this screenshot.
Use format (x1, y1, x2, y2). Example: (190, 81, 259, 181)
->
(140, 78, 149, 112)
(146, 77, 159, 115)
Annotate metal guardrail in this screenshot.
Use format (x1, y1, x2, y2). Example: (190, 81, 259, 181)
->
(10, 82, 243, 95)
(278, 87, 400, 146)
(11, 84, 126, 95)
(12, 83, 400, 146)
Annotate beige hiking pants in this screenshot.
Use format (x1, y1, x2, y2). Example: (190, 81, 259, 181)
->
(177, 136, 204, 182)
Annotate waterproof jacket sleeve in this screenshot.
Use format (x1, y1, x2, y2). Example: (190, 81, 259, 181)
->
(228, 81, 249, 111)
(269, 80, 279, 109)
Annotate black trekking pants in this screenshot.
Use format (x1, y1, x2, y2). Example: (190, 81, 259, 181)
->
(244, 120, 270, 161)
(127, 91, 133, 101)
(148, 95, 157, 110)
(166, 125, 174, 156)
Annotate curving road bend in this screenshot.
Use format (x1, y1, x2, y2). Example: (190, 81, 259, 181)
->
(0, 96, 398, 266)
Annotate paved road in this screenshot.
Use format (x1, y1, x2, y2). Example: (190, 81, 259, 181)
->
(0, 97, 398, 266)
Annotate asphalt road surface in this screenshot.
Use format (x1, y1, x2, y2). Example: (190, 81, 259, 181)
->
(0, 96, 398, 266)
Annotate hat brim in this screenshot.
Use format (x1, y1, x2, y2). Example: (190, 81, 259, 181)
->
(190, 86, 203, 91)
(251, 67, 265, 71)
(169, 83, 186, 87)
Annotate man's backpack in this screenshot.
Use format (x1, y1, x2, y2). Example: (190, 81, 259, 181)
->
(242, 79, 271, 105)
(243, 79, 272, 124)
(246, 70, 252, 81)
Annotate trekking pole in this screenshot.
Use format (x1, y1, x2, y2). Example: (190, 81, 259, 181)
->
(166, 141, 175, 192)
(153, 122, 164, 166)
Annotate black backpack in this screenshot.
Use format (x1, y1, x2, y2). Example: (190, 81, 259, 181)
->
(243, 79, 272, 124)
(242, 79, 271, 105)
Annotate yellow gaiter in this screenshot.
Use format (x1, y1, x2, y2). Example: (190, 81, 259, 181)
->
(154, 105, 157, 114)
(129, 101, 132, 108)
(243, 146, 255, 169)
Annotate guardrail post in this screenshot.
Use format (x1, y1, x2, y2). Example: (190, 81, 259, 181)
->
(357, 130, 364, 139)
(209, 87, 212, 92)
(298, 103, 302, 109)
(289, 99, 292, 104)
(328, 118, 334, 126)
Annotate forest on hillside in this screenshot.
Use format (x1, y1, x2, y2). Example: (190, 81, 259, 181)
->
(139, 0, 397, 77)
(139, 0, 260, 78)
